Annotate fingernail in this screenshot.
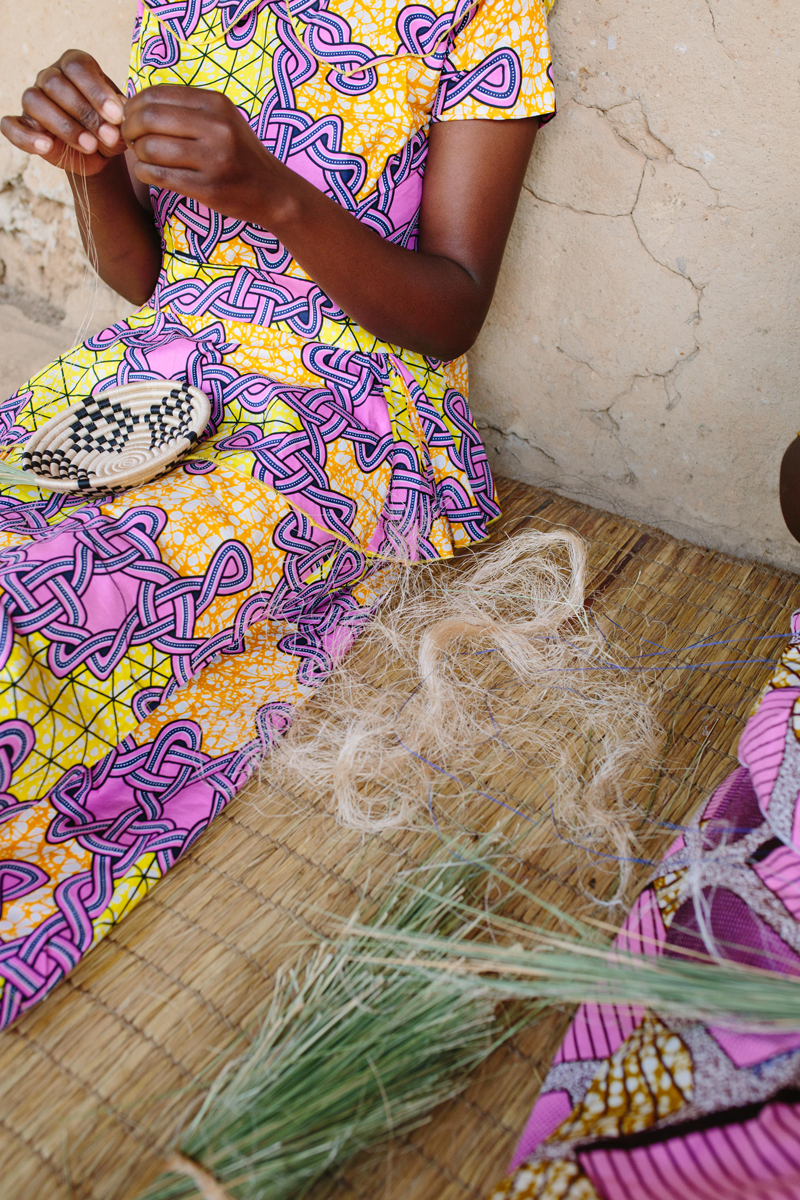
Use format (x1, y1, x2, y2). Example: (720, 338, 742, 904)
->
(102, 98, 124, 123)
(33, 137, 52, 154)
(98, 123, 119, 146)
(78, 131, 97, 152)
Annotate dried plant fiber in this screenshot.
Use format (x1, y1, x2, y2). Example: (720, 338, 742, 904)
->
(350, 874, 800, 1032)
(138, 852, 528, 1200)
(138, 845, 800, 1200)
(263, 528, 659, 893)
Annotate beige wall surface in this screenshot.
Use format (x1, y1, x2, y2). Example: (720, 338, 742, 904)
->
(473, 0, 800, 570)
(0, 0, 138, 331)
(1, 0, 798, 567)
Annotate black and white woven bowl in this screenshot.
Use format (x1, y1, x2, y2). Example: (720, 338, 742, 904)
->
(21, 381, 211, 493)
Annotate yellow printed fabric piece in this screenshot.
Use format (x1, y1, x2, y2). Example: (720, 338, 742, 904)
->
(487, 1161, 601, 1200)
(487, 1017, 694, 1199)
(90, 852, 162, 947)
(0, 0, 553, 1030)
(549, 1016, 693, 1145)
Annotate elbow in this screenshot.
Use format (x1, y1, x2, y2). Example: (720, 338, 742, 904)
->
(418, 319, 485, 363)
(439, 326, 482, 361)
(423, 271, 491, 360)
(427, 287, 490, 360)
(365, 321, 481, 362)
(409, 296, 489, 361)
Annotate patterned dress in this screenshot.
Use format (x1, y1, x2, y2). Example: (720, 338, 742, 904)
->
(491, 614, 800, 1200)
(0, 0, 554, 1030)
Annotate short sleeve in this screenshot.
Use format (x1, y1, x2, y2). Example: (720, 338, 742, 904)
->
(432, 0, 555, 123)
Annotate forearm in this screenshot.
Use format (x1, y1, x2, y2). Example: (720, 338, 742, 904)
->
(264, 174, 482, 360)
(124, 91, 538, 359)
(68, 156, 162, 306)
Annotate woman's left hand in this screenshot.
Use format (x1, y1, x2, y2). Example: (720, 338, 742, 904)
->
(122, 85, 280, 224)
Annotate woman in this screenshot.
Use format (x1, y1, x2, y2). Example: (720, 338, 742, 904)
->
(0, 0, 554, 1029)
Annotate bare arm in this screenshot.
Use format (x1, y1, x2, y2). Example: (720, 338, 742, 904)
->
(123, 86, 538, 359)
(2, 55, 538, 359)
(68, 151, 162, 303)
(263, 117, 537, 359)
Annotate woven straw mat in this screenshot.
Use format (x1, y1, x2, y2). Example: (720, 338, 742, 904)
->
(1, 476, 798, 1200)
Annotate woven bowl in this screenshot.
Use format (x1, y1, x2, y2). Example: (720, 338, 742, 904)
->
(21, 381, 211, 493)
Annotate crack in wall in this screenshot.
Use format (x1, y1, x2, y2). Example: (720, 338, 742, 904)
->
(629, 200, 705, 300)
(555, 343, 601, 373)
(521, 157, 703, 384)
(522, 159, 644, 218)
(704, 0, 718, 37)
(606, 104, 672, 161)
(570, 93, 726, 202)
(703, 0, 735, 58)
(478, 420, 560, 468)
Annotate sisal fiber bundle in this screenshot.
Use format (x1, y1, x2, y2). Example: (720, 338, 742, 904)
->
(262, 529, 659, 894)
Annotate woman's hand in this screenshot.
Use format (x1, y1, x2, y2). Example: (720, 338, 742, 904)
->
(0, 50, 126, 176)
(123, 83, 539, 359)
(123, 86, 277, 222)
(1, 52, 161, 306)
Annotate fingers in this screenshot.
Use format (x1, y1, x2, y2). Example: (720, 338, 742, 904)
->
(131, 133, 202, 171)
(131, 158, 201, 193)
(33, 66, 121, 153)
(128, 85, 223, 115)
(122, 86, 233, 139)
(122, 98, 203, 145)
(60, 50, 125, 126)
(0, 111, 112, 176)
(6, 50, 125, 164)
(21, 85, 98, 154)
(0, 114, 64, 163)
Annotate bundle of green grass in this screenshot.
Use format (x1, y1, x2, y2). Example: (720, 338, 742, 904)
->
(141, 849, 800, 1200)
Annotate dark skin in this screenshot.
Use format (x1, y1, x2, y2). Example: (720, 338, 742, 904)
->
(0, 50, 538, 362)
(780, 438, 800, 544)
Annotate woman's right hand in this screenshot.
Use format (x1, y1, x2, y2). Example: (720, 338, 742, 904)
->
(0, 50, 126, 176)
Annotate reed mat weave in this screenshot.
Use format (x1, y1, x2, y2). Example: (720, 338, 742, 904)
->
(1, 477, 797, 1200)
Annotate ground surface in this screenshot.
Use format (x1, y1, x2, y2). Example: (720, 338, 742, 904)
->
(0, 464, 797, 1200)
(0, 302, 75, 399)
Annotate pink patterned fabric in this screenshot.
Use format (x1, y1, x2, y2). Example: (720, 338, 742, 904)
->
(0, 0, 556, 1031)
(490, 617, 800, 1200)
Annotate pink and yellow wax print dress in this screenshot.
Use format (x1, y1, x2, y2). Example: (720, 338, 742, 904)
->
(0, 0, 554, 1028)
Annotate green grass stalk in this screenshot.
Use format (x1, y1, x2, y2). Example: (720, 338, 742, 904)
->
(139, 847, 800, 1200)
(138, 853, 540, 1200)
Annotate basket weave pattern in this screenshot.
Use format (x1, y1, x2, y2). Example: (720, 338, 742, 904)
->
(21, 383, 211, 493)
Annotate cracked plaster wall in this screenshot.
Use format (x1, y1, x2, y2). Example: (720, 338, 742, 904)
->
(1, 0, 799, 566)
(473, 0, 800, 568)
